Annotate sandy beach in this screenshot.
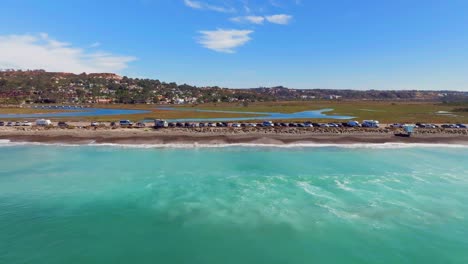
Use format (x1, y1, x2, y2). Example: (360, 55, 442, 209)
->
(1, 124, 467, 145)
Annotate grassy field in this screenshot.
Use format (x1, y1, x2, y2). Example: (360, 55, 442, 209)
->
(0, 108, 71, 114)
(0, 101, 467, 123)
(176, 101, 468, 123)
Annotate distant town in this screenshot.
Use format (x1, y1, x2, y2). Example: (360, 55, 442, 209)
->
(0, 69, 467, 105)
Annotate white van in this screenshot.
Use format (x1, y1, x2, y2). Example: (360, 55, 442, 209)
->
(36, 119, 52, 126)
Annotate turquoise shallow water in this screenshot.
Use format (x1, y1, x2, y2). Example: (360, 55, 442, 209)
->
(0, 144, 467, 264)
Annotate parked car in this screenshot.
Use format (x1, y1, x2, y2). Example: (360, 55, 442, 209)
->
(362, 120, 380, 128)
(247, 123, 257, 127)
(262, 121, 274, 127)
(58, 121, 69, 128)
(199, 123, 207, 128)
(422, 124, 436, 129)
(168, 122, 176, 127)
(91, 121, 100, 127)
(390, 123, 403, 128)
(288, 123, 298, 127)
(319, 123, 330, 128)
(456, 124, 467, 128)
(14, 121, 22, 126)
(232, 123, 241, 128)
(176, 122, 184, 127)
(135, 122, 146, 128)
(119, 120, 133, 127)
(347, 120, 360, 127)
(154, 119, 168, 128)
(0, 121, 4, 126)
(6, 122, 13, 126)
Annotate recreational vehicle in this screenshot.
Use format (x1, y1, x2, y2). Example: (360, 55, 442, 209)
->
(36, 119, 52, 126)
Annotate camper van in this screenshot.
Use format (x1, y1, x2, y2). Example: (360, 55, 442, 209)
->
(362, 120, 380, 128)
(36, 119, 52, 126)
(154, 119, 168, 128)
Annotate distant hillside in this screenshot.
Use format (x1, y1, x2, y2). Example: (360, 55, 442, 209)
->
(0, 69, 466, 104)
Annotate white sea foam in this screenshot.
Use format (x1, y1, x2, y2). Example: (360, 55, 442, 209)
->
(0, 139, 467, 149)
(0, 139, 81, 147)
(334, 180, 355, 192)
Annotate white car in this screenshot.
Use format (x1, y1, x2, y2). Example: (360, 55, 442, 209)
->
(231, 123, 241, 128)
(247, 123, 257, 127)
(22, 121, 33, 126)
(91, 122, 100, 127)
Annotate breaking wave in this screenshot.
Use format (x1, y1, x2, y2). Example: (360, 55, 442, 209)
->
(0, 139, 467, 149)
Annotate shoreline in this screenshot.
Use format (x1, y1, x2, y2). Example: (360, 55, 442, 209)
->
(1, 127, 468, 146)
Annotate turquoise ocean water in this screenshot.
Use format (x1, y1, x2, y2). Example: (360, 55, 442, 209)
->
(1, 142, 467, 263)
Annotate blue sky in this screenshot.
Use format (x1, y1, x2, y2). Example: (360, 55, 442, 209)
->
(1, 0, 468, 90)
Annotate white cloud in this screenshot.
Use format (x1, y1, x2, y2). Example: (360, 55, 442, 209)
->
(0, 33, 136, 73)
(184, 0, 235, 13)
(230, 15, 265, 24)
(265, 14, 292, 24)
(231, 14, 293, 25)
(198, 29, 253, 53)
(184, 0, 202, 9)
